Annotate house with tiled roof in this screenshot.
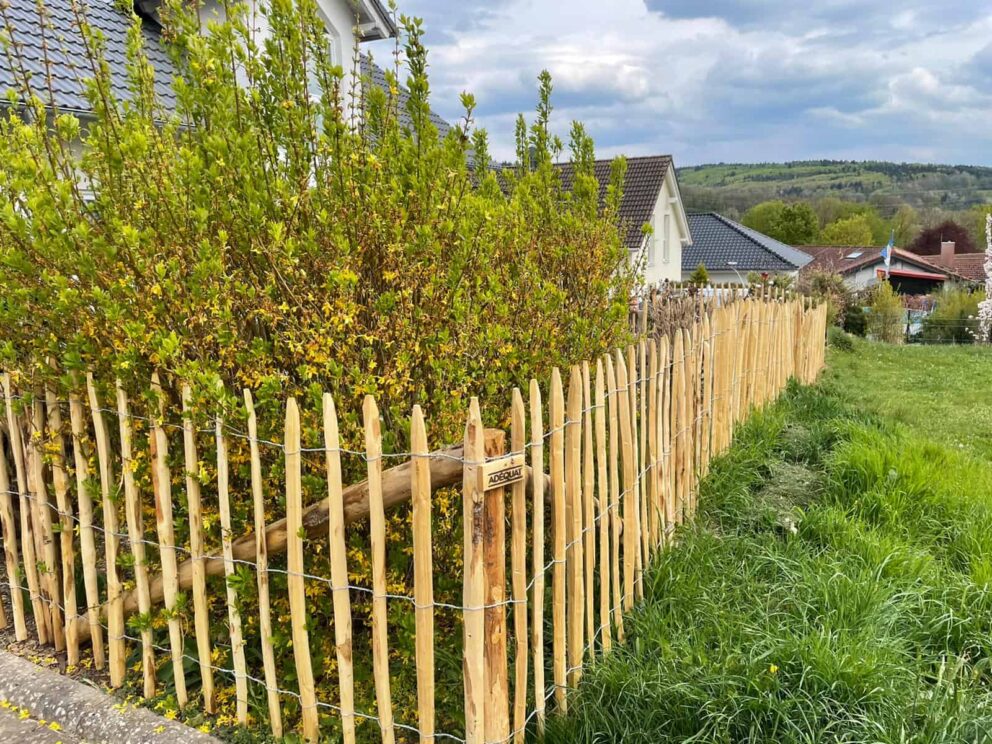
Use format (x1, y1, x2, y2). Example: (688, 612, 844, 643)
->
(682, 212, 812, 283)
(798, 245, 971, 295)
(945, 253, 989, 282)
(911, 241, 988, 284)
(556, 155, 692, 285)
(0, 1, 448, 133)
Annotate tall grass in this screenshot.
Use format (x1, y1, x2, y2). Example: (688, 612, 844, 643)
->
(545, 378, 992, 743)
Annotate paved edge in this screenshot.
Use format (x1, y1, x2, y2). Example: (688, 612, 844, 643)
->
(0, 650, 221, 744)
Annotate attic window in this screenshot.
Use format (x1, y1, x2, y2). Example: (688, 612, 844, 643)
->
(845, 251, 864, 259)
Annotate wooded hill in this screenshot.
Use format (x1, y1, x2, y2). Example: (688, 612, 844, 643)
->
(678, 161, 992, 217)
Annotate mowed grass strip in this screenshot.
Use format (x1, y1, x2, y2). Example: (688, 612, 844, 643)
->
(546, 352, 992, 744)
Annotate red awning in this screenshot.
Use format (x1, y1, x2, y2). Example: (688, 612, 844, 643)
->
(877, 268, 947, 281)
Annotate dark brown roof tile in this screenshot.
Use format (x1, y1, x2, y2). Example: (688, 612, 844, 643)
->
(556, 155, 672, 251)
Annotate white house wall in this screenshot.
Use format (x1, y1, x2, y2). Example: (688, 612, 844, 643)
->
(197, 1, 358, 98)
(642, 175, 688, 286)
(844, 258, 928, 292)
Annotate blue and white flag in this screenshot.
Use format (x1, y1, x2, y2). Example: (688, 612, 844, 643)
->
(881, 230, 895, 277)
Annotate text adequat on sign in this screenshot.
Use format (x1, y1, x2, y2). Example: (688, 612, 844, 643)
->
(478, 454, 526, 491)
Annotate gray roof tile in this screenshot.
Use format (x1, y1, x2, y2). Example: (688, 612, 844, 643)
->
(683, 212, 813, 272)
(0, 0, 449, 135)
(0, 0, 176, 111)
(360, 57, 452, 138)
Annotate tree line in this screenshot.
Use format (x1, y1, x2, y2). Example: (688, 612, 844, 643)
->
(733, 197, 990, 252)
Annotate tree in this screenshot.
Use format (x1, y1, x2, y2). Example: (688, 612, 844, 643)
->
(799, 270, 852, 327)
(908, 220, 978, 255)
(772, 202, 820, 245)
(771, 273, 794, 290)
(921, 284, 985, 343)
(867, 281, 904, 344)
(891, 205, 920, 247)
(819, 215, 874, 246)
(689, 263, 710, 285)
(742, 200, 819, 244)
(742, 200, 786, 236)
(813, 196, 864, 228)
(966, 205, 992, 250)
(979, 214, 992, 343)
(842, 303, 867, 336)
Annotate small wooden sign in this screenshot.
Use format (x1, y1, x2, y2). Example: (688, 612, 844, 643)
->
(479, 454, 526, 491)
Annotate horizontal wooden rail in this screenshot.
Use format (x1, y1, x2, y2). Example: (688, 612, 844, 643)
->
(72, 428, 549, 644)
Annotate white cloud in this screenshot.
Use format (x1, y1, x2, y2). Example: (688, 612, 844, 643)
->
(374, 0, 992, 165)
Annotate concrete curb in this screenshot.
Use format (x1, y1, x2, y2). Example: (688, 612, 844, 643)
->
(0, 650, 221, 744)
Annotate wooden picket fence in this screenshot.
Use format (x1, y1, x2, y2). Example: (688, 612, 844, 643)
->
(0, 293, 827, 743)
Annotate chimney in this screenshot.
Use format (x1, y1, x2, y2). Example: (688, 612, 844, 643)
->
(940, 241, 956, 265)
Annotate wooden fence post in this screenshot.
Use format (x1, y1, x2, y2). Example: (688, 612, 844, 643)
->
(45, 385, 78, 664)
(510, 390, 528, 743)
(88, 374, 126, 688)
(528, 379, 547, 732)
(411, 404, 435, 744)
(322, 393, 353, 742)
(549, 369, 567, 711)
(28, 397, 65, 652)
(627, 346, 644, 601)
(658, 337, 673, 538)
(181, 385, 215, 713)
(689, 325, 703, 517)
(364, 396, 396, 744)
(604, 356, 624, 642)
(285, 397, 319, 742)
(245, 390, 283, 739)
(68, 392, 102, 666)
(483, 418, 509, 743)
(594, 361, 611, 653)
(638, 340, 650, 586)
(463, 397, 487, 742)
(581, 363, 596, 657)
(615, 351, 636, 612)
(0, 428, 27, 641)
(672, 331, 687, 524)
(216, 416, 249, 726)
(566, 366, 584, 688)
(4, 376, 48, 646)
(701, 314, 714, 478)
(114, 383, 155, 698)
(647, 339, 659, 552)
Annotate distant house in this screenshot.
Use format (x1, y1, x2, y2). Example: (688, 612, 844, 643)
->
(912, 241, 988, 284)
(681, 212, 812, 283)
(557, 156, 692, 285)
(799, 245, 970, 294)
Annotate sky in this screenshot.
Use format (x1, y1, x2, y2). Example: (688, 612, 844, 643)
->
(368, 0, 992, 167)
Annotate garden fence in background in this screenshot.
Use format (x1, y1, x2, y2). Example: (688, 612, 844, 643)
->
(0, 291, 827, 743)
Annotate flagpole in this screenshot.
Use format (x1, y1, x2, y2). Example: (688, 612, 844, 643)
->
(884, 229, 894, 280)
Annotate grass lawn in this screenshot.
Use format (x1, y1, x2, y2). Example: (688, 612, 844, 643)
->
(824, 341, 992, 461)
(545, 339, 992, 743)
